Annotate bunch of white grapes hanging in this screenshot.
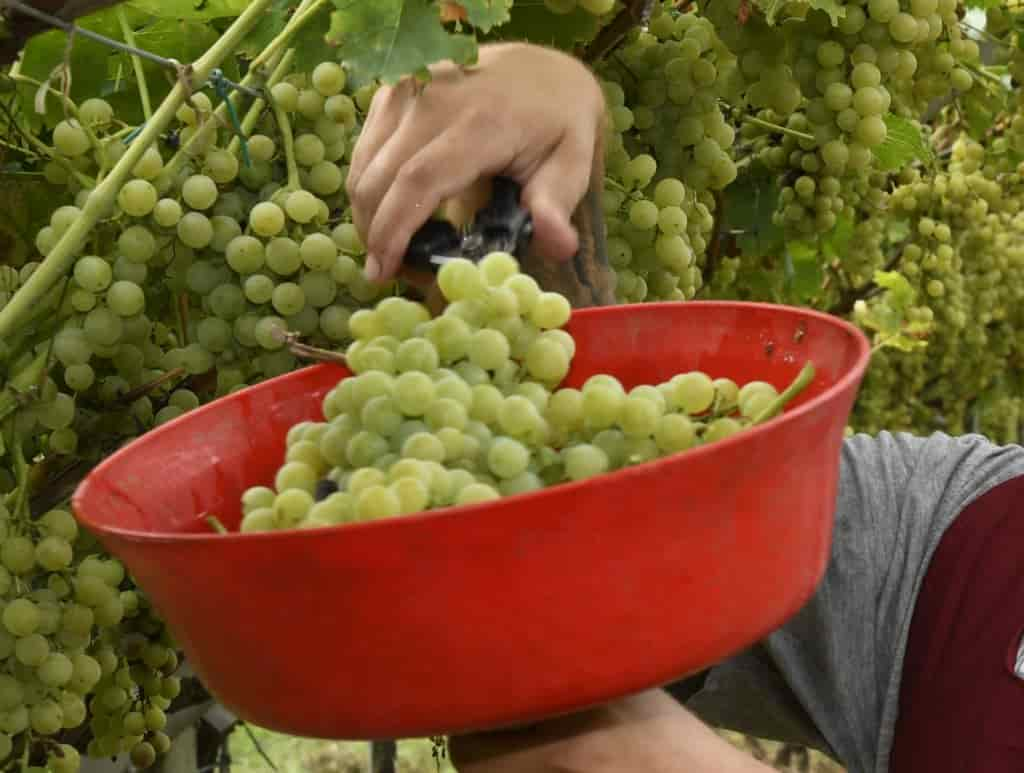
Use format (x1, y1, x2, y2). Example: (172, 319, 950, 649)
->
(20, 58, 393, 476)
(0, 502, 180, 770)
(236, 252, 812, 532)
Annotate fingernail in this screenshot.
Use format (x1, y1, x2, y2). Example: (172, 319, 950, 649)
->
(364, 255, 381, 281)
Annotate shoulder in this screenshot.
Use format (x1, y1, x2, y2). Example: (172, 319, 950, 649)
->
(839, 430, 1024, 516)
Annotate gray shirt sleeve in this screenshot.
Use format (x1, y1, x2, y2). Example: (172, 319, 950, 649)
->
(684, 431, 1024, 773)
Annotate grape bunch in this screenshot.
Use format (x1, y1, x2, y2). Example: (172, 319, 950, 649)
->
(591, 7, 735, 302)
(0, 504, 179, 772)
(4, 53, 384, 768)
(238, 252, 809, 532)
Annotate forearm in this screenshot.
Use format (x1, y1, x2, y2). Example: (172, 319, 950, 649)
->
(452, 688, 777, 773)
(654, 699, 778, 773)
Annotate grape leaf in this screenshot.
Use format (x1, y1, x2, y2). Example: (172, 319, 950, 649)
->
(126, 0, 250, 20)
(327, 0, 477, 86)
(821, 214, 853, 260)
(752, 0, 845, 26)
(236, 0, 295, 59)
(963, 0, 1003, 8)
(459, 0, 513, 32)
(723, 162, 784, 258)
(783, 239, 822, 303)
(105, 18, 222, 124)
(871, 115, 934, 172)
(873, 270, 915, 310)
(489, 3, 599, 49)
(17, 6, 129, 127)
(288, 5, 339, 73)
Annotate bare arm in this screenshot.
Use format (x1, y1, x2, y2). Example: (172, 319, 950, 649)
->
(450, 688, 777, 773)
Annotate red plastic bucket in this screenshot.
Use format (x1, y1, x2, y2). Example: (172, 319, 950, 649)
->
(73, 302, 871, 739)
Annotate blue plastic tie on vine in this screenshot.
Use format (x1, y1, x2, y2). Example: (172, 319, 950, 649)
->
(210, 69, 253, 168)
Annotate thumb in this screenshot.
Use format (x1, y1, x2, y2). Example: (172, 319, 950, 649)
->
(519, 129, 596, 262)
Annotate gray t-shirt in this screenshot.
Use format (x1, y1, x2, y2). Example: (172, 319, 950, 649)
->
(684, 430, 1024, 773)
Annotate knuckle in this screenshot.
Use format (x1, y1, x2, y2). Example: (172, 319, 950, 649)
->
(396, 155, 435, 189)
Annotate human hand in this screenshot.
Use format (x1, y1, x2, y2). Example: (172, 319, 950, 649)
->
(345, 42, 607, 282)
(448, 688, 775, 773)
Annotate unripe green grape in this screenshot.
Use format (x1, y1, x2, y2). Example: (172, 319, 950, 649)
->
(177, 211, 214, 248)
(152, 198, 183, 227)
(285, 190, 320, 223)
(205, 149, 239, 183)
(118, 179, 158, 217)
(270, 82, 298, 112)
(245, 201, 284, 239)
(53, 120, 90, 157)
(297, 88, 326, 120)
(119, 224, 157, 262)
(182, 174, 218, 210)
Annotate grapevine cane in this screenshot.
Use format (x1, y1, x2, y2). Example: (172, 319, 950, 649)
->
(0, 0, 277, 343)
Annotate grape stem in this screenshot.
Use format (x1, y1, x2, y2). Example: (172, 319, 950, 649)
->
(119, 367, 187, 405)
(0, 350, 49, 425)
(163, 0, 320, 178)
(0, 94, 94, 187)
(274, 329, 348, 368)
(750, 361, 816, 425)
(203, 514, 228, 534)
(581, 0, 658, 61)
(0, 0, 277, 343)
(271, 94, 301, 190)
(228, 50, 295, 157)
(736, 114, 815, 143)
(10, 429, 29, 520)
(116, 7, 153, 121)
(254, 0, 330, 70)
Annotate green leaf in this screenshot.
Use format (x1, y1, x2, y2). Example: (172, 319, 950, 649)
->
(288, 5, 339, 74)
(723, 162, 784, 258)
(821, 213, 853, 259)
(459, 0, 513, 32)
(236, 0, 295, 58)
(783, 239, 822, 303)
(752, 0, 845, 26)
(490, 3, 599, 50)
(873, 269, 916, 310)
(327, 0, 478, 86)
(871, 114, 934, 171)
(17, 7, 127, 128)
(963, 0, 1003, 8)
(126, 0, 250, 20)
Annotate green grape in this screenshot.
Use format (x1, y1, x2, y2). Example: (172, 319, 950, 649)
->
(118, 179, 158, 217)
(107, 280, 145, 316)
(53, 120, 90, 157)
(177, 211, 214, 248)
(285, 190, 320, 223)
(73, 256, 112, 293)
(563, 444, 609, 480)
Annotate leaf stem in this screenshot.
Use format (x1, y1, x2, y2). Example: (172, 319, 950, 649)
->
(0, 0, 278, 343)
(117, 7, 153, 121)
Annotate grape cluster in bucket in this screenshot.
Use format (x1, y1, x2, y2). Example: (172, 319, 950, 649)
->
(237, 253, 805, 532)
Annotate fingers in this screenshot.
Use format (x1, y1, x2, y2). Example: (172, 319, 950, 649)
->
(519, 124, 597, 263)
(364, 112, 521, 280)
(346, 78, 415, 238)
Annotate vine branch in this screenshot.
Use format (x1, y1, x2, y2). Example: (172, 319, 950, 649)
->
(829, 248, 902, 316)
(581, 0, 657, 62)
